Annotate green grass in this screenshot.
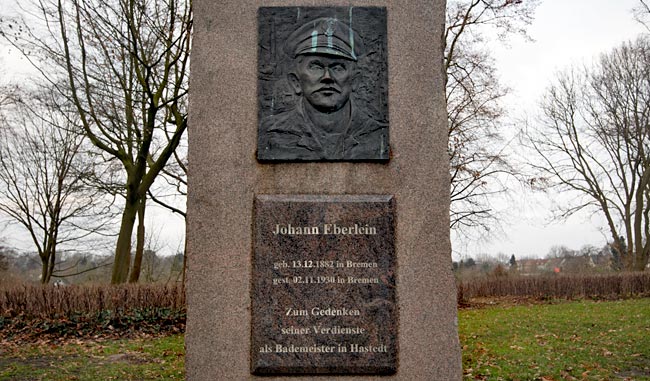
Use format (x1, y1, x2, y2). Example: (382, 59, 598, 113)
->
(1, 299, 648, 380)
(459, 298, 650, 380)
(0, 335, 184, 380)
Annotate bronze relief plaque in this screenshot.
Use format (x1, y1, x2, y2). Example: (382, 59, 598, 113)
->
(251, 195, 397, 374)
(257, 7, 389, 162)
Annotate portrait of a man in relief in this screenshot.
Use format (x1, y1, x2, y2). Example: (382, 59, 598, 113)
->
(257, 7, 389, 162)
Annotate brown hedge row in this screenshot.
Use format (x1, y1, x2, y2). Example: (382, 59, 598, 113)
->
(457, 272, 650, 302)
(1, 283, 185, 319)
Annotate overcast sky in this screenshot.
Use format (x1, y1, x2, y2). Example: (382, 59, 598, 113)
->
(457, 0, 649, 260)
(1, 1, 648, 259)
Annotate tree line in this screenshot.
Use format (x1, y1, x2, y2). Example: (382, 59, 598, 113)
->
(0, 0, 647, 284)
(0, 0, 190, 284)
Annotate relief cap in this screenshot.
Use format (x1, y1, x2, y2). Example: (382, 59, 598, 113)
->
(285, 17, 363, 61)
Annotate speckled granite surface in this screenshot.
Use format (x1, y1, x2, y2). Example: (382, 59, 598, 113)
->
(186, 1, 461, 380)
(251, 195, 396, 374)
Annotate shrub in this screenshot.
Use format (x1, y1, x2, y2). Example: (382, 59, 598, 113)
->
(457, 272, 650, 302)
(0, 283, 186, 342)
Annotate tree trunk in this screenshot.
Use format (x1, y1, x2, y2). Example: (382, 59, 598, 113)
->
(633, 171, 650, 272)
(39, 246, 55, 284)
(129, 197, 147, 283)
(181, 236, 187, 288)
(634, 241, 649, 271)
(111, 197, 139, 284)
(47, 247, 55, 283)
(40, 257, 50, 284)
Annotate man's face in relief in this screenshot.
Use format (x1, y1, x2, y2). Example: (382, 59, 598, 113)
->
(293, 55, 355, 113)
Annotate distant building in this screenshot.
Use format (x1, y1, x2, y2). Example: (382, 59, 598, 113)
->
(516, 253, 613, 275)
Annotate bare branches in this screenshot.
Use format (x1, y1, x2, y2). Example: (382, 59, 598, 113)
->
(633, 0, 650, 33)
(0, 86, 114, 283)
(524, 37, 650, 271)
(445, 0, 539, 237)
(2, 0, 192, 283)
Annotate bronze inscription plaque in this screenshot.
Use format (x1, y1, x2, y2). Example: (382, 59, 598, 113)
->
(251, 195, 397, 375)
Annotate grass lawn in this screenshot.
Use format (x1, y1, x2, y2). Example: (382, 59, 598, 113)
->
(0, 335, 184, 380)
(0, 298, 648, 380)
(460, 298, 650, 380)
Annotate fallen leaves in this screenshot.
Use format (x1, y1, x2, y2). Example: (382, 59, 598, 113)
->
(0, 310, 186, 347)
(460, 298, 650, 380)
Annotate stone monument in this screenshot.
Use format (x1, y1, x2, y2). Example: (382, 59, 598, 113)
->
(186, 1, 462, 380)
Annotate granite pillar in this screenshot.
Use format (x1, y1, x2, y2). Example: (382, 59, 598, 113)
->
(186, 1, 462, 379)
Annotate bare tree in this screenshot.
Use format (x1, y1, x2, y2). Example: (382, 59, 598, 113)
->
(1, 0, 192, 283)
(147, 140, 187, 285)
(0, 89, 112, 283)
(444, 0, 539, 236)
(525, 37, 650, 271)
(147, 136, 187, 218)
(634, 0, 650, 32)
(546, 245, 575, 259)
